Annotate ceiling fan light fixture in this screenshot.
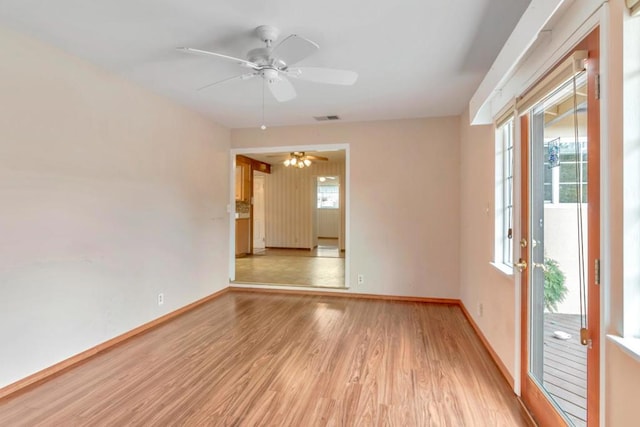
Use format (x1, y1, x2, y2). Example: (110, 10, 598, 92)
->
(280, 151, 323, 169)
(263, 68, 279, 83)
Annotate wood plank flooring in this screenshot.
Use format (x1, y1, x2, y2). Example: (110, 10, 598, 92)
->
(544, 313, 587, 426)
(0, 292, 530, 426)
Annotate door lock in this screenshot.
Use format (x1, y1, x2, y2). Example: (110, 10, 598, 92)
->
(514, 259, 528, 272)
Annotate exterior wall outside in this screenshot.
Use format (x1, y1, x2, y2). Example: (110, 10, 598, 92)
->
(232, 117, 461, 299)
(0, 28, 231, 389)
(544, 205, 588, 314)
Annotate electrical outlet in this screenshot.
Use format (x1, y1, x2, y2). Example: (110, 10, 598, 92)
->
(478, 303, 484, 317)
(158, 293, 164, 306)
(357, 274, 364, 285)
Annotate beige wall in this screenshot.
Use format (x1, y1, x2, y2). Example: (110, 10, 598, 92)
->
(605, 341, 640, 426)
(459, 109, 517, 380)
(232, 118, 461, 298)
(0, 28, 231, 388)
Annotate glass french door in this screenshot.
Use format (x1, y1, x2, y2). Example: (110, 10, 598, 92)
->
(519, 28, 600, 426)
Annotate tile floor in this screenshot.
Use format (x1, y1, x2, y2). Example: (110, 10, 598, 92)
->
(235, 238, 345, 288)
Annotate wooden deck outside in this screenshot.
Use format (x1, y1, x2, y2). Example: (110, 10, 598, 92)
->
(544, 313, 587, 426)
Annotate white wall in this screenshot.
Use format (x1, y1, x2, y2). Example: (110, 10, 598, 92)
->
(459, 109, 518, 380)
(232, 118, 461, 299)
(318, 209, 340, 238)
(0, 27, 230, 388)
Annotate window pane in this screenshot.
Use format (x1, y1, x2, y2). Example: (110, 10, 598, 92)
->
(560, 163, 578, 182)
(559, 184, 578, 203)
(495, 117, 514, 269)
(317, 184, 339, 209)
(544, 184, 553, 202)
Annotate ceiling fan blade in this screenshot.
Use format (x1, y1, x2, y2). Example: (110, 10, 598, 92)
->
(287, 67, 358, 85)
(304, 155, 329, 161)
(197, 73, 257, 91)
(267, 76, 297, 102)
(272, 35, 319, 66)
(177, 47, 258, 68)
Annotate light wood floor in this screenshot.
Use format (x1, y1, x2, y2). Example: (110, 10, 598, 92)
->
(0, 292, 531, 426)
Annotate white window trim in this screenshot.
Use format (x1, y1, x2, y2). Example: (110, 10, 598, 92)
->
(494, 117, 515, 273)
(607, 335, 640, 362)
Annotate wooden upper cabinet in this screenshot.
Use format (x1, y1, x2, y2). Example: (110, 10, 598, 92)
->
(235, 157, 252, 202)
(235, 155, 271, 202)
(235, 166, 243, 201)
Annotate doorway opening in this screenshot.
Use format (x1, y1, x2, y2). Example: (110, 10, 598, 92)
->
(531, 73, 589, 426)
(519, 28, 599, 427)
(314, 175, 341, 258)
(230, 145, 348, 289)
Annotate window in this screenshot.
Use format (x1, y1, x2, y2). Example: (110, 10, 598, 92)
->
(495, 117, 514, 270)
(543, 138, 588, 204)
(622, 14, 640, 341)
(317, 177, 339, 209)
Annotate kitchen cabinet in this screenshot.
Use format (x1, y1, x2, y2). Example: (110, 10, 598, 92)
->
(235, 166, 242, 201)
(235, 218, 251, 256)
(235, 159, 252, 202)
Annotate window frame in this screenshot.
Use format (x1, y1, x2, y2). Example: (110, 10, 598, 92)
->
(494, 116, 515, 273)
(317, 182, 340, 210)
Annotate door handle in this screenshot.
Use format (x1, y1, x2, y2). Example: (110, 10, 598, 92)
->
(514, 259, 528, 272)
(532, 262, 547, 272)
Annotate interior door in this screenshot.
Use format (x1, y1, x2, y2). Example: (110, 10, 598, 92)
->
(519, 28, 600, 426)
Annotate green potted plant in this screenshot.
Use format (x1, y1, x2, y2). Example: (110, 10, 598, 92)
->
(544, 257, 568, 312)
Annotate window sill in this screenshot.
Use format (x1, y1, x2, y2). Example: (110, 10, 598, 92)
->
(607, 335, 640, 363)
(490, 262, 514, 278)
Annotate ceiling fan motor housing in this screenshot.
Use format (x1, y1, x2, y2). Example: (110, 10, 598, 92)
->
(255, 25, 280, 45)
(247, 47, 285, 69)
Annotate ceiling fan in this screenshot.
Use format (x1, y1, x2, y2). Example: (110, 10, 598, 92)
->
(268, 152, 329, 169)
(177, 25, 358, 102)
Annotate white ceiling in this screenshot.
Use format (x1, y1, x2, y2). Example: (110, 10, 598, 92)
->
(0, 0, 531, 129)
